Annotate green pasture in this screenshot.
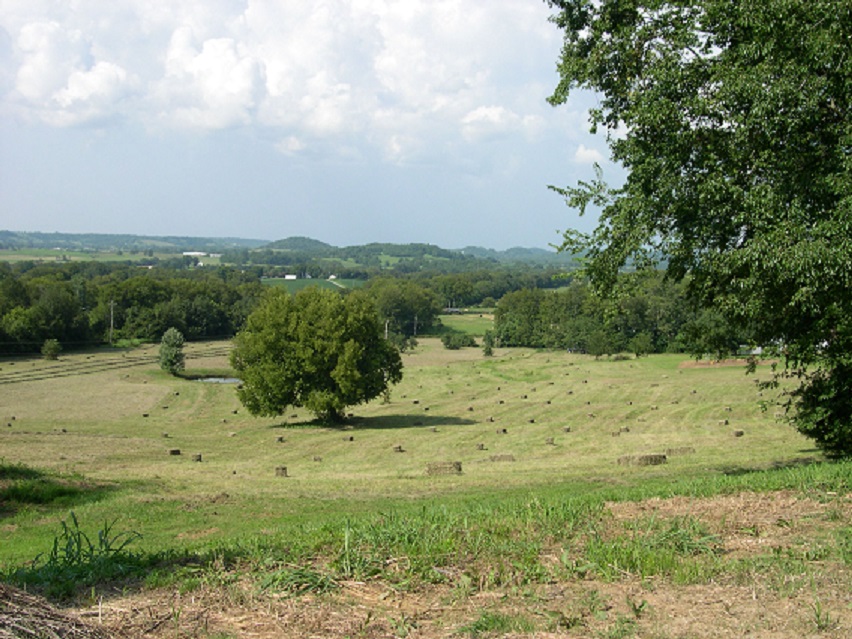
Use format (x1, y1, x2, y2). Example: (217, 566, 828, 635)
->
(262, 277, 362, 293)
(0, 339, 832, 570)
(438, 311, 494, 336)
(0, 249, 135, 263)
(0, 248, 221, 265)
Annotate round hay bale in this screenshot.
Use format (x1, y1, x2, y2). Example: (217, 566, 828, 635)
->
(192, 453, 202, 462)
(733, 429, 745, 437)
(476, 443, 486, 450)
(393, 444, 405, 453)
(489, 454, 516, 462)
(275, 466, 289, 477)
(168, 449, 181, 456)
(563, 426, 571, 433)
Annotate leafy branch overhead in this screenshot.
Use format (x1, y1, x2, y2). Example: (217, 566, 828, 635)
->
(546, 0, 852, 456)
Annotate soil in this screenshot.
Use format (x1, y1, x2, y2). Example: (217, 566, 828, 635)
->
(31, 490, 845, 639)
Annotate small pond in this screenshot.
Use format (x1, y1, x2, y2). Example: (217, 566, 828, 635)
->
(196, 377, 242, 384)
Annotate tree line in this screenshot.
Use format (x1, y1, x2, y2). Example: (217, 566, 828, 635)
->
(0, 261, 264, 353)
(0, 259, 576, 354)
(493, 271, 745, 357)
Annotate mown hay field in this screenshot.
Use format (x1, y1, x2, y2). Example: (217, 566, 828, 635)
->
(0, 338, 817, 563)
(2, 338, 851, 639)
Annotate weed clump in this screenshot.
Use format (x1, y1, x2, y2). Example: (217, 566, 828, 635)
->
(5, 512, 148, 599)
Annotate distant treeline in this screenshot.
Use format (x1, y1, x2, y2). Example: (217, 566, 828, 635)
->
(0, 260, 567, 354)
(223, 238, 579, 277)
(0, 230, 267, 254)
(0, 258, 742, 358)
(0, 262, 264, 353)
(494, 272, 747, 357)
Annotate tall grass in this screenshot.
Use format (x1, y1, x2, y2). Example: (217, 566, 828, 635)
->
(5, 512, 150, 599)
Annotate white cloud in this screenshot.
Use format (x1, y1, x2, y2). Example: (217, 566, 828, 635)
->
(461, 105, 520, 142)
(275, 135, 304, 154)
(12, 20, 137, 125)
(1, 1, 577, 161)
(153, 27, 263, 129)
(14, 21, 86, 102)
(574, 143, 605, 164)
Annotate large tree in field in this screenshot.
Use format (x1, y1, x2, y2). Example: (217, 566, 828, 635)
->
(230, 287, 403, 423)
(546, 0, 852, 456)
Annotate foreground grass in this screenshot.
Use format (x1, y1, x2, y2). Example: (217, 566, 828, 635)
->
(3, 458, 849, 602)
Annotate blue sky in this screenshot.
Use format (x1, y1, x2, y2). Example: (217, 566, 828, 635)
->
(0, 1, 616, 250)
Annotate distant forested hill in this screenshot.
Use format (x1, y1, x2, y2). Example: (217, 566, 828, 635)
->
(0, 231, 268, 253)
(1, 230, 581, 269)
(457, 245, 578, 265)
(254, 238, 577, 266)
(224, 238, 582, 276)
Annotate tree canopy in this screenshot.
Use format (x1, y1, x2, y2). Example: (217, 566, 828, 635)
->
(546, 0, 851, 455)
(230, 287, 403, 423)
(159, 327, 185, 375)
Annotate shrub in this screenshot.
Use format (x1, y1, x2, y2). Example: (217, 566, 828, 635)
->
(441, 332, 477, 350)
(41, 339, 61, 360)
(159, 327, 185, 375)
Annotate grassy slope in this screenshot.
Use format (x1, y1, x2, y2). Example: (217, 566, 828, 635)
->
(0, 340, 826, 565)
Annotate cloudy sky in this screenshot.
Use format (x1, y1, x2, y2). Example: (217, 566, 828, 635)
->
(0, 0, 616, 250)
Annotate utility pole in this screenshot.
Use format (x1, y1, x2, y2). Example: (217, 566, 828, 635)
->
(109, 299, 115, 346)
